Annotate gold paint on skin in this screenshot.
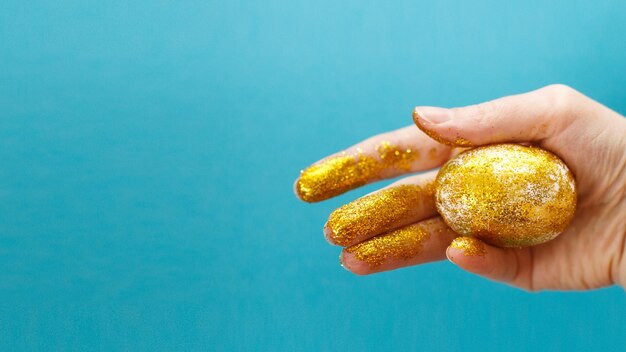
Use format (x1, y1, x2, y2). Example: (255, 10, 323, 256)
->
(428, 147, 438, 160)
(450, 237, 486, 256)
(412, 110, 473, 147)
(326, 183, 435, 246)
(345, 223, 430, 268)
(414, 120, 454, 146)
(435, 144, 577, 248)
(296, 141, 419, 202)
(454, 137, 473, 147)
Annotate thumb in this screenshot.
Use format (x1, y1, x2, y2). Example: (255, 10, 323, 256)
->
(446, 237, 534, 291)
(412, 84, 598, 147)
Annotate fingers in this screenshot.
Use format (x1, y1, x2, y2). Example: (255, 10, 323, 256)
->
(340, 217, 458, 275)
(294, 125, 452, 202)
(412, 84, 599, 147)
(325, 171, 437, 247)
(446, 237, 533, 289)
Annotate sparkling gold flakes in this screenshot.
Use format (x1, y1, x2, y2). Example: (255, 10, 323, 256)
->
(295, 141, 419, 202)
(435, 144, 577, 248)
(450, 237, 486, 256)
(345, 223, 430, 268)
(326, 183, 435, 246)
(454, 137, 473, 147)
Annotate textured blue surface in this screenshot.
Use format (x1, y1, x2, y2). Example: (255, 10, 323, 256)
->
(1, 1, 625, 351)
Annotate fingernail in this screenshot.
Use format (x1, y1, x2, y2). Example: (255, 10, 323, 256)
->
(413, 107, 452, 125)
(323, 224, 339, 246)
(450, 237, 486, 257)
(445, 247, 454, 261)
(339, 252, 349, 270)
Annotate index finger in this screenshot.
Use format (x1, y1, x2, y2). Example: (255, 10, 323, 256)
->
(294, 125, 452, 202)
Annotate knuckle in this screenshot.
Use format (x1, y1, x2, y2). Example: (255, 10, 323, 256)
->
(534, 85, 585, 132)
(476, 100, 501, 117)
(544, 83, 576, 95)
(542, 84, 580, 113)
(473, 101, 502, 129)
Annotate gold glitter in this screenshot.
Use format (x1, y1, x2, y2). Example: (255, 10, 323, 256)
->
(450, 237, 486, 256)
(414, 118, 453, 146)
(326, 183, 435, 246)
(428, 147, 438, 160)
(376, 140, 418, 172)
(345, 223, 430, 267)
(435, 144, 577, 248)
(454, 137, 473, 147)
(296, 141, 419, 202)
(412, 110, 473, 147)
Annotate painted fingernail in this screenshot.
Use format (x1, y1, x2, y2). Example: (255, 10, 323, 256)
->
(412, 107, 455, 146)
(449, 237, 486, 257)
(412, 107, 473, 147)
(413, 107, 452, 125)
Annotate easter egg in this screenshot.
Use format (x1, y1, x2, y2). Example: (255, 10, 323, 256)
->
(435, 144, 576, 248)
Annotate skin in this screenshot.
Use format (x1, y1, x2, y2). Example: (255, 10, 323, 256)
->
(296, 84, 626, 291)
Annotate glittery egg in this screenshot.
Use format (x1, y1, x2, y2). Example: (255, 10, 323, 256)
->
(435, 144, 576, 248)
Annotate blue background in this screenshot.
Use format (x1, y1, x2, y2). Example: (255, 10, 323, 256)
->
(1, 1, 625, 351)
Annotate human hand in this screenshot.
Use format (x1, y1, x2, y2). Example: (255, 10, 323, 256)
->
(294, 85, 626, 291)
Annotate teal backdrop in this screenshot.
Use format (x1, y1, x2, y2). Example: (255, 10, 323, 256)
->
(1, 1, 625, 351)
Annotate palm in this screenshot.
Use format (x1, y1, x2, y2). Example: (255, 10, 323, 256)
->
(521, 207, 617, 290)
(514, 123, 626, 290)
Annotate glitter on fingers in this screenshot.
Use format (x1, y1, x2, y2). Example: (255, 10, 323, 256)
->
(324, 172, 438, 246)
(340, 217, 458, 275)
(294, 125, 451, 202)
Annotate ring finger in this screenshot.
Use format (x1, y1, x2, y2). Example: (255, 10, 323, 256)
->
(340, 217, 458, 275)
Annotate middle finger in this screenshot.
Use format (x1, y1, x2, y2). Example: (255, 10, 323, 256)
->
(324, 170, 439, 247)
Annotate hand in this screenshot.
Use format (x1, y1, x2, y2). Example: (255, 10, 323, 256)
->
(294, 84, 626, 291)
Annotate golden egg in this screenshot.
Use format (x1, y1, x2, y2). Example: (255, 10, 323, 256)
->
(435, 144, 576, 248)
